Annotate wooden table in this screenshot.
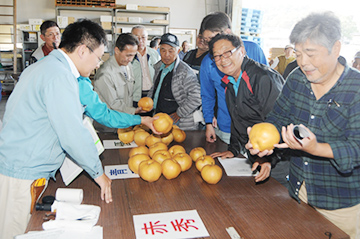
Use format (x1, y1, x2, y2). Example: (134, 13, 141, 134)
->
(26, 130, 349, 239)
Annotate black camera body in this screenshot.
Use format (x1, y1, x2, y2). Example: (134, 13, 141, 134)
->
(35, 195, 55, 211)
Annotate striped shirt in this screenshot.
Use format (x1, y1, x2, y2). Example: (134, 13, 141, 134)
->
(266, 57, 360, 210)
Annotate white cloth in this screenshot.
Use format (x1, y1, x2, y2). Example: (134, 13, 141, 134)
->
(42, 202, 101, 232)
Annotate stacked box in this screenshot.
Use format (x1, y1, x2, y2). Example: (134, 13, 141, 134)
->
(55, 0, 115, 8)
(240, 8, 263, 36)
(100, 15, 112, 30)
(240, 8, 264, 47)
(269, 48, 285, 60)
(57, 16, 75, 28)
(28, 19, 43, 32)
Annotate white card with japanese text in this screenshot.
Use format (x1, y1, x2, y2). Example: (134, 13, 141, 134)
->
(103, 140, 137, 149)
(104, 165, 140, 179)
(218, 157, 258, 177)
(133, 210, 209, 239)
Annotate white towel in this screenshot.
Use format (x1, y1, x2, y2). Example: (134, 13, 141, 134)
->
(42, 202, 101, 231)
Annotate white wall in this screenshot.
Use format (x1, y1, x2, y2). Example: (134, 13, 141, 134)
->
(16, 0, 208, 31)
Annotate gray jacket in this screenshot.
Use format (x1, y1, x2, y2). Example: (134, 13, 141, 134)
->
(93, 56, 136, 114)
(148, 57, 202, 130)
(93, 56, 136, 133)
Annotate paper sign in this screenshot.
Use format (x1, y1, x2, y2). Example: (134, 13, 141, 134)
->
(103, 140, 138, 149)
(104, 165, 140, 179)
(60, 117, 104, 186)
(133, 210, 209, 239)
(218, 157, 258, 177)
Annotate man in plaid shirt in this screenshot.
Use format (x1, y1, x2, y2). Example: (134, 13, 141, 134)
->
(246, 12, 360, 238)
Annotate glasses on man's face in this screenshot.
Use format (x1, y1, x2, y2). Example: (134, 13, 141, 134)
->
(45, 32, 61, 38)
(211, 46, 240, 62)
(86, 46, 104, 65)
(136, 36, 147, 42)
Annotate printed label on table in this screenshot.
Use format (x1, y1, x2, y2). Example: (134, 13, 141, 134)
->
(133, 210, 209, 239)
(218, 157, 258, 177)
(104, 165, 140, 179)
(103, 140, 137, 149)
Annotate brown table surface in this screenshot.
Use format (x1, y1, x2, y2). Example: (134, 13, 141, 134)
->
(26, 130, 349, 239)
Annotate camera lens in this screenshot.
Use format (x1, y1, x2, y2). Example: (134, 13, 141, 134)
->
(35, 203, 52, 211)
(42, 195, 55, 205)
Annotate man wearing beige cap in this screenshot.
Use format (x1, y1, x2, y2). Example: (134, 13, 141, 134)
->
(270, 44, 296, 75)
(352, 51, 360, 70)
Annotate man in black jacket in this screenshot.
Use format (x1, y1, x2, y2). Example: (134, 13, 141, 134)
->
(209, 34, 289, 187)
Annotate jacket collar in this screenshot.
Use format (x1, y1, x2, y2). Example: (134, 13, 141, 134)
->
(133, 47, 151, 62)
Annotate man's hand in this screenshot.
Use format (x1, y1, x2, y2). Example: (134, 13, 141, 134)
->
(276, 123, 333, 158)
(94, 173, 113, 203)
(245, 127, 274, 157)
(135, 107, 149, 114)
(252, 161, 271, 182)
(210, 150, 234, 159)
(169, 112, 180, 124)
(206, 124, 217, 143)
(140, 116, 162, 135)
(212, 117, 218, 128)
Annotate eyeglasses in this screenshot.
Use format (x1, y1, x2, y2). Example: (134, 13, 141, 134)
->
(44, 32, 61, 38)
(198, 35, 205, 41)
(86, 46, 104, 64)
(212, 46, 240, 62)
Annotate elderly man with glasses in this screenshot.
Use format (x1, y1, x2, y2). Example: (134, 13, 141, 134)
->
(30, 20, 61, 64)
(131, 25, 160, 109)
(208, 33, 286, 185)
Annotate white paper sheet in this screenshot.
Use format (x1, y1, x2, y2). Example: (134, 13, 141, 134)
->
(15, 226, 103, 239)
(104, 165, 140, 179)
(103, 139, 138, 149)
(133, 210, 209, 239)
(218, 157, 258, 177)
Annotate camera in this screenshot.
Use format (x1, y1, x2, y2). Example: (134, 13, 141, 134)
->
(35, 195, 55, 211)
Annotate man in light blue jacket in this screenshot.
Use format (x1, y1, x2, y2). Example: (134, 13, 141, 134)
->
(131, 25, 160, 106)
(0, 20, 113, 239)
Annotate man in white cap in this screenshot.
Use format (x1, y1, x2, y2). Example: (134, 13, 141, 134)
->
(352, 51, 360, 70)
(270, 44, 296, 75)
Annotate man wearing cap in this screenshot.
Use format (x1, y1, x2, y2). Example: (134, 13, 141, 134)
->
(352, 51, 360, 70)
(148, 33, 202, 130)
(270, 44, 296, 75)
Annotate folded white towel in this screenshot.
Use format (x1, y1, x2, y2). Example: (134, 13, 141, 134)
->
(42, 201, 101, 231)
